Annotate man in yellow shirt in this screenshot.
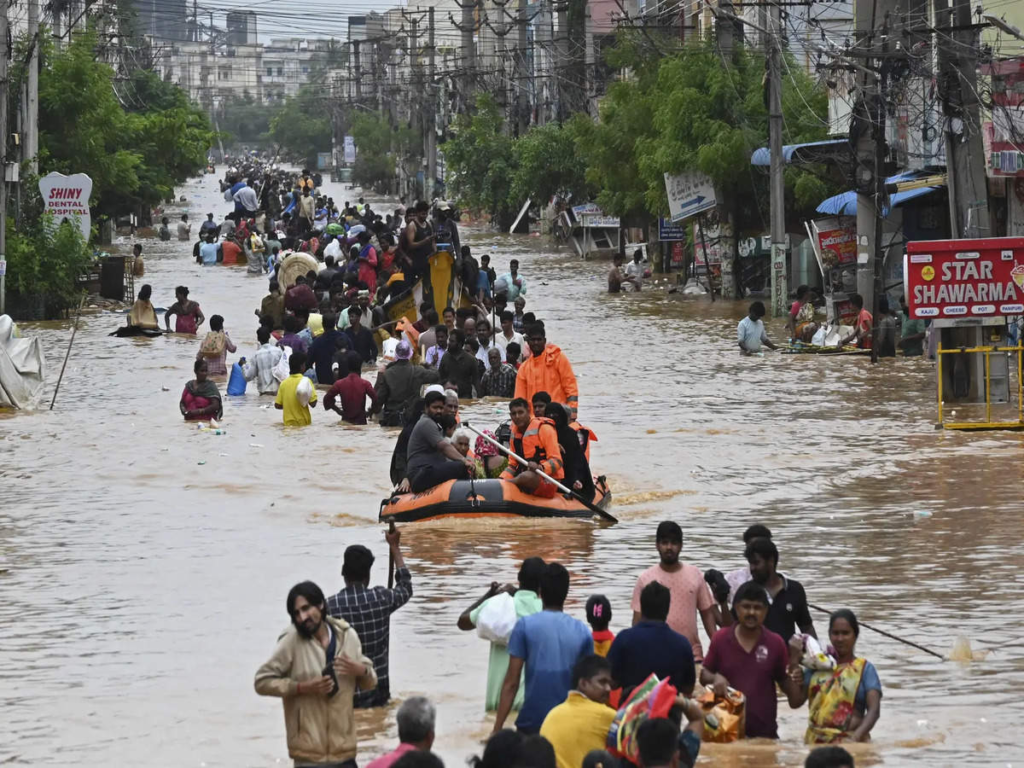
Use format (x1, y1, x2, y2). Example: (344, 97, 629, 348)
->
(539, 655, 615, 768)
(275, 351, 317, 426)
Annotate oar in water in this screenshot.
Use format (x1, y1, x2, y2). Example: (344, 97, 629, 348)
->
(808, 603, 945, 660)
(463, 422, 618, 524)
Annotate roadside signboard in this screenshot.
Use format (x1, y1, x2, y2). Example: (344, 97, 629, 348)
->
(905, 237, 1024, 319)
(811, 217, 857, 267)
(572, 202, 619, 228)
(343, 135, 356, 165)
(39, 172, 92, 241)
(658, 218, 687, 241)
(664, 171, 716, 222)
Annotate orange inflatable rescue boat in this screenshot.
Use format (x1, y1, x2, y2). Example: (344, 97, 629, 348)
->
(379, 476, 612, 523)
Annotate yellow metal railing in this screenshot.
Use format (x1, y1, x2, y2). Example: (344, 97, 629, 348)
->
(936, 342, 1024, 429)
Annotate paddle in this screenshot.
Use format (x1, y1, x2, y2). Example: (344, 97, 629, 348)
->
(808, 603, 945, 660)
(386, 517, 397, 590)
(463, 422, 618, 524)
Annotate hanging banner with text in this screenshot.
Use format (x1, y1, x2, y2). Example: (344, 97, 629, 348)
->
(904, 237, 1024, 319)
(664, 171, 716, 222)
(39, 172, 92, 242)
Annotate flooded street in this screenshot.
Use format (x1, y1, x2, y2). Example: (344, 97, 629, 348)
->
(2, 173, 1023, 767)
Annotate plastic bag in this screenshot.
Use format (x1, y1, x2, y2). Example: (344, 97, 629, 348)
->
(606, 674, 678, 765)
(799, 634, 836, 671)
(226, 362, 247, 396)
(810, 326, 827, 346)
(296, 376, 314, 407)
(475, 593, 517, 645)
(697, 688, 745, 743)
(272, 345, 291, 383)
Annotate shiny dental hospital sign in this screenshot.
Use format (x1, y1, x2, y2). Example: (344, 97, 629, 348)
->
(39, 172, 93, 241)
(904, 237, 1024, 319)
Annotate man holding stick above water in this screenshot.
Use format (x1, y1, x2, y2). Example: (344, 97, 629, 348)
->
(327, 530, 412, 708)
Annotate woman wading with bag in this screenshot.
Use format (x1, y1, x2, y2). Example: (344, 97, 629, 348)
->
(456, 558, 546, 711)
(197, 314, 236, 376)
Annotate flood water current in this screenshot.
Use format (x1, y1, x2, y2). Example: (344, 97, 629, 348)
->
(2, 173, 1022, 767)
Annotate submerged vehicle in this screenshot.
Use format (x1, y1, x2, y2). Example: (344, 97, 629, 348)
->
(379, 476, 612, 523)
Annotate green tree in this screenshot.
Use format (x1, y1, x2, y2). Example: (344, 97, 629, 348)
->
(5, 218, 92, 316)
(37, 32, 142, 214)
(510, 122, 591, 206)
(443, 94, 517, 227)
(29, 31, 213, 219)
(350, 111, 418, 192)
(269, 86, 332, 168)
(216, 92, 271, 146)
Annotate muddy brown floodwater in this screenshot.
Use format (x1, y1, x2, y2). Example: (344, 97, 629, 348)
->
(2, 173, 1023, 767)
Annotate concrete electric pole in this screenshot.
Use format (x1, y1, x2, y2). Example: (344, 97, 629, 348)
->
(766, 1, 786, 317)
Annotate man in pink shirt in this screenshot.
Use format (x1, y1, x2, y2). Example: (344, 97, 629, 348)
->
(630, 521, 717, 662)
(365, 696, 436, 768)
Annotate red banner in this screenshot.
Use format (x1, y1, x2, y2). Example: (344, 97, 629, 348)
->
(904, 237, 1024, 319)
(814, 219, 857, 267)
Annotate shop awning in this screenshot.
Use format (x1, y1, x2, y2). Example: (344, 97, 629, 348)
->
(815, 172, 946, 216)
(750, 139, 852, 167)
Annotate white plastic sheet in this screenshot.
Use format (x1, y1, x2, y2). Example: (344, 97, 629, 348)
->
(0, 315, 45, 409)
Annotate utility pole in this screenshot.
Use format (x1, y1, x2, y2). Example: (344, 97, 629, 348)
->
(584, 0, 594, 118)
(353, 41, 362, 100)
(516, 0, 529, 135)
(868, 26, 890, 363)
(853, 0, 889, 307)
(0, 0, 9, 315)
(426, 7, 437, 202)
(461, 0, 476, 106)
(766, 1, 786, 317)
(556, 1, 568, 121)
(936, 0, 989, 237)
(25, 0, 39, 176)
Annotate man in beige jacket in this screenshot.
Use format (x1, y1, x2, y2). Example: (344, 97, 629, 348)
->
(256, 581, 378, 767)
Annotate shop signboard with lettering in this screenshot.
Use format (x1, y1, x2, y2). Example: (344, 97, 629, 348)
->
(39, 172, 92, 241)
(904, 237, 1024, 319)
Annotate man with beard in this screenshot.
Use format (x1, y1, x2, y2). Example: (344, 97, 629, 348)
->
(700, 581, 804, 740)
(732, 536, 816, 643)
(630, 522, 717, 663)
(404, 390, 476, 492)
(255, 581, 377, 766)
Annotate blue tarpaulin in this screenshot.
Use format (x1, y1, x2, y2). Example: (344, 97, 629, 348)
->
(815, 172, 944, 216)
(750, 139, 851, 167)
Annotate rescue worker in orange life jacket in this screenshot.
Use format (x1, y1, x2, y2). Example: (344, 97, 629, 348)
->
(500, 397, 564, 498)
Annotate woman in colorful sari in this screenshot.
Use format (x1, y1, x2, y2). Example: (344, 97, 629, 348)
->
(787, 285, 819, 342)
(164, 286, 204, 334)
(791, 609, 882, 744)
(180, 359, 223, 421)
(473, 429, 508, 478)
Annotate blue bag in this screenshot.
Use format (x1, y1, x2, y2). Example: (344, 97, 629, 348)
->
(226, 362, 247, 396)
